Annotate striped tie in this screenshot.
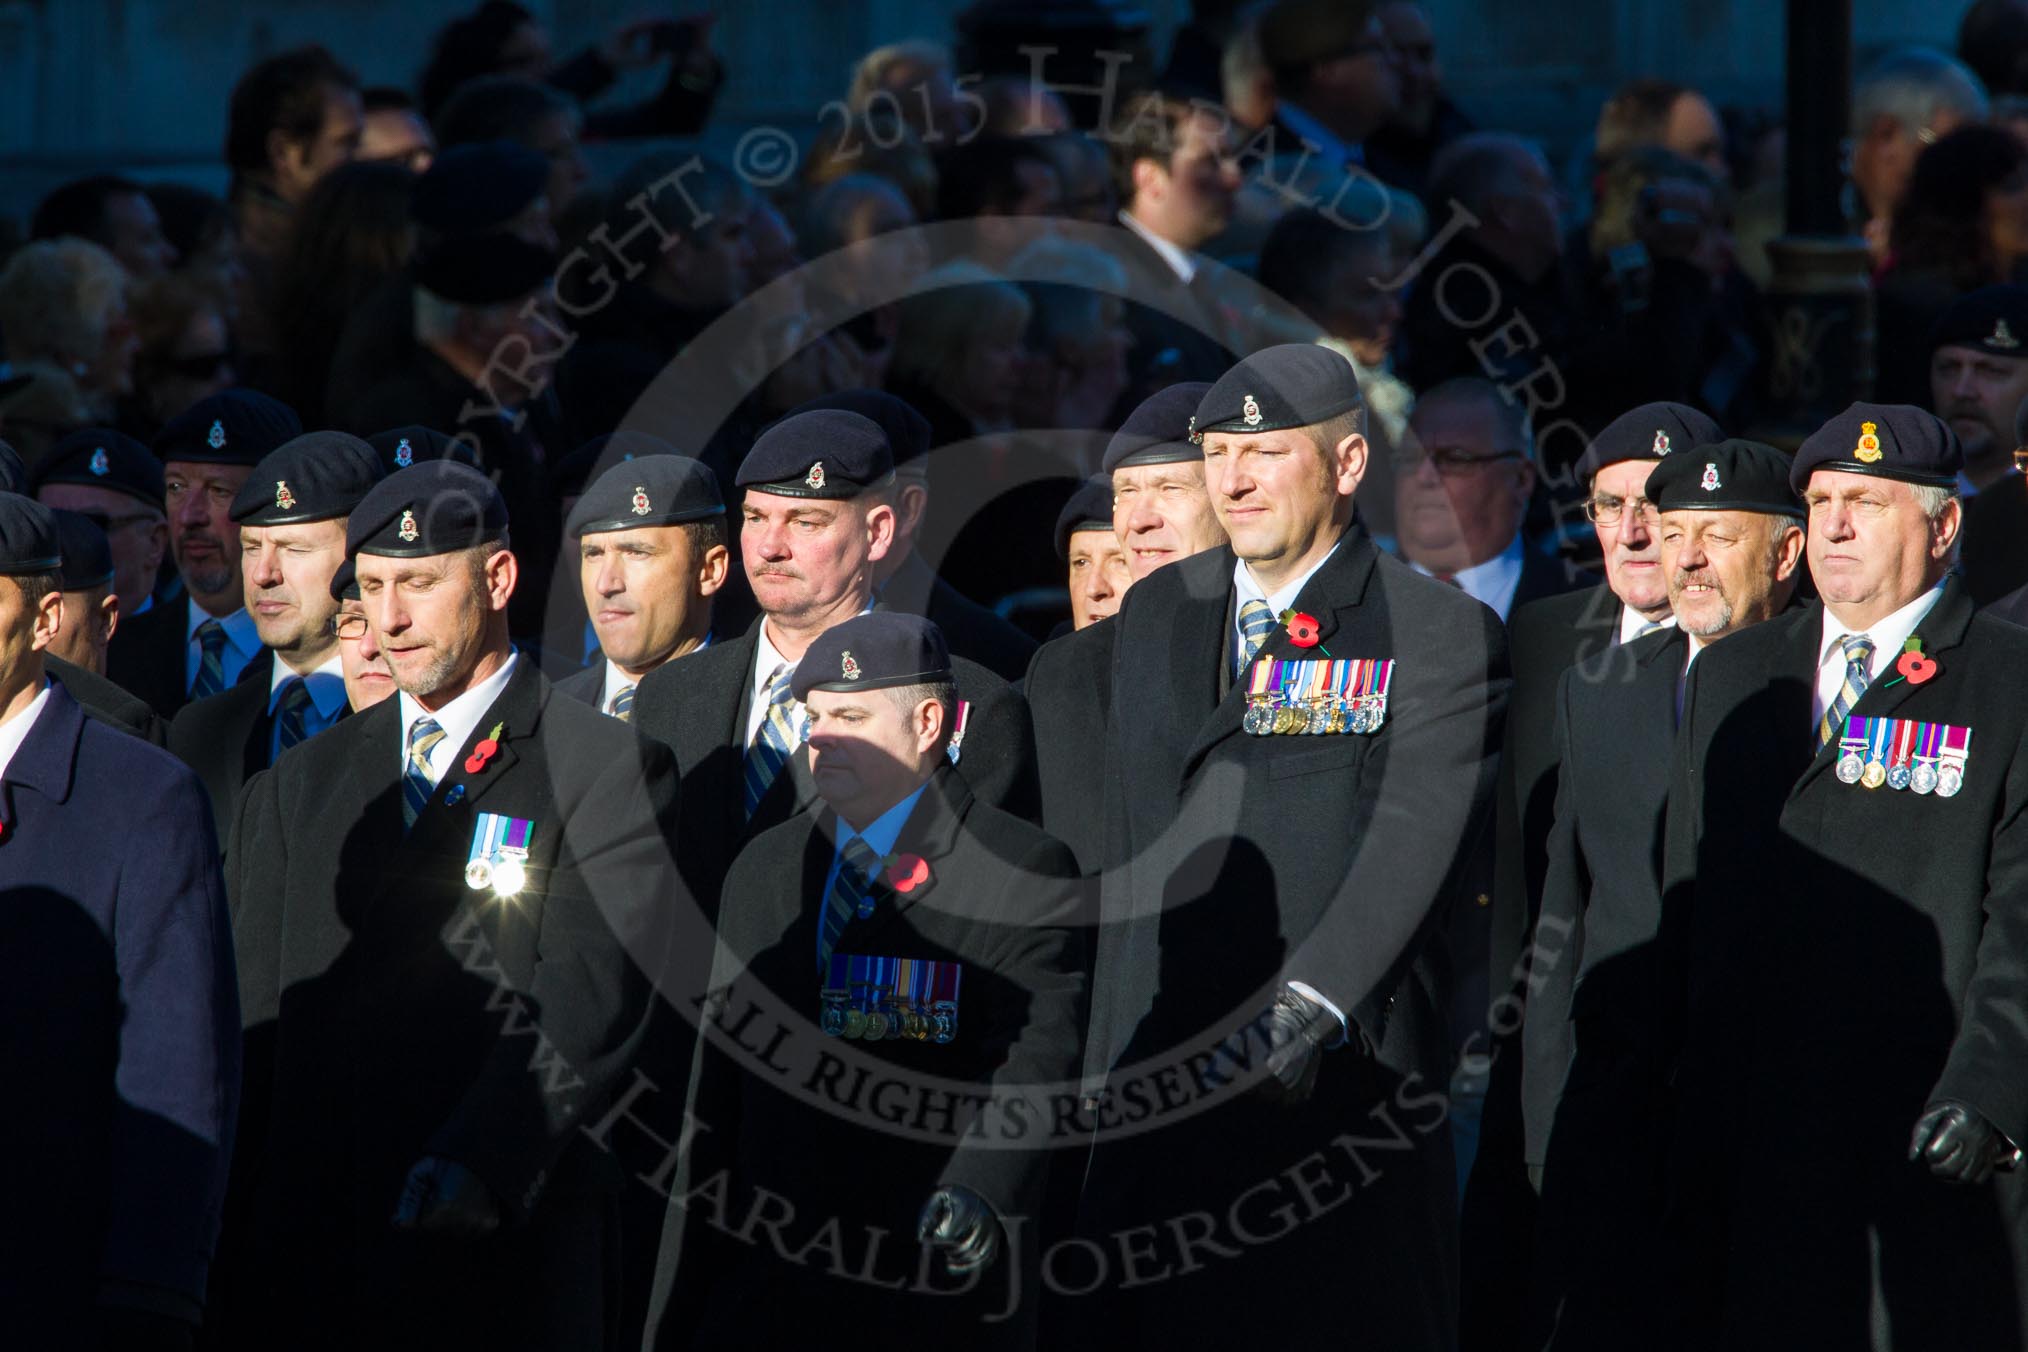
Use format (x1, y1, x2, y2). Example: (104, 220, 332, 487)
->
(742, 664, 801, 819)
(1817, 634, 1876, 749)
(191, 618, 228, 698)
(1235, 598, 1277, 678)
(275, 678, 315, 752)
(403, 716, 447, 828)
(609, 684, 635, 722)
(818, 837, 884, 968)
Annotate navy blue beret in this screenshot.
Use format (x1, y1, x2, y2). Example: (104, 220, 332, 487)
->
(412, 141, 550, 236)
(0, 492, 61, 575)
(1789, 402, 1962, 492)
(792, 611, 952, 701)
(36, 427, 165, 507)
(1929, 284, 2028, 358)
(415, 232, 556, 306)
(1105, 381, 1211, 473)
(785, 390, 932, 468)
(1193, 345, 1362, 441)
(1054, 476, 1117, 561)
(329, 557, 359, 602)
(367, 425, 478, 475)
(346, 460, 509, 558)
(1647, 439, 1804, 519)
(0, 439, 23, 495)
(1573, 402, 1725, 484)
(552, 430, 687, 499)
(50, 509, 114, 590)
(736, 409, 894, 499)
(155, 388, 302, 467)
(567, 455, 724, 536)
(231, 431, 385, 526)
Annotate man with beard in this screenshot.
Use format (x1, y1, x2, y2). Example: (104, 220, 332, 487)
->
(1930, 287, 2028, 604)
(169, 432, 383, 830)
(220, 460, 679, 1348)
(1522, 439, 1803, 1345)
(109, 390, 303, 719)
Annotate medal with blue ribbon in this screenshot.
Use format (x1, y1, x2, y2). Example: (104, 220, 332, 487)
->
(464, 812, 535, 894)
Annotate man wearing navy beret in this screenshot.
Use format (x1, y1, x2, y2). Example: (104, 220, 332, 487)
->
(1661, 401, 2028, 1341)
(1078, 344, 1509, 1345)
(218, 460, 682, 1347)
(0, 491, 240, 1346)
(32, 424, 168, 620)
(650, 612, 1082, 1348)
(1522, 438, 1805, 1341)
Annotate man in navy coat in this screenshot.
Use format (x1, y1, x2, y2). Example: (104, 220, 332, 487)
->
(0, 491, 239, 1347)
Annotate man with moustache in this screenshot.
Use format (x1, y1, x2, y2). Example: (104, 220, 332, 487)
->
(649, 613, 1083, 1351)
(32, 427, 168, 621)
(109, 390, 302, 719)
(169, 432, 383, 829)
(1078, 346, 1507, 1345)
(220, 460, 680, 1348)
(557, 455, 728, 718)
(1521, 439, 1803, 1345)
(630, 409, 1037, 922)
(1661, 403, 2028, 1344)
(1931, 287, 2028, 603)
(1025, 382, 1223, 874)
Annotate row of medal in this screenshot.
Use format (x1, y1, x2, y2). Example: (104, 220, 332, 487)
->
(1835, 716, 1972, 796)
(465, 812, 535, 895)
(820, 953, 963, 1043)
(1243, 657, 1397, 736)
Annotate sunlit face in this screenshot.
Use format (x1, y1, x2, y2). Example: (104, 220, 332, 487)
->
(805, 684, 943, 827)
(1589, 459, 1669, 616)
(0, 576, 61, 692)
(353, 547, 515, 703)
(164, 461, 253, 613)
(1659, 508, 1799, 639)
(1066, 527, 1130, 628)
(1110, 459, 1227, 582)
(1803, 470, 1957, 625)
(334, 596, 396, 710)
(1201, 426, 1362, 574)
(48, 585, 116, 674)
(1394, 397, 1533, 571)
(241, 518, 347, 655)
(579, 523, 726, 674)
(740, 491, 893, 627)
(1136, 110, 1241, 249)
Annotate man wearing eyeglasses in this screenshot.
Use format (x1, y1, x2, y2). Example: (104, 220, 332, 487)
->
(167, 432, 382, 831)
(1395, 377, 1583, 622)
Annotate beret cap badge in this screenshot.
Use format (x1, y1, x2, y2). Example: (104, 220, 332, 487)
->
(631, 486, 651, 516)
(1242, 395, 1263, 427)
(275, 480, 295, 510)
(398, 509, 419, 543)
(806, 461, 827, 491)
(841, 651, 861, 681)
(1701, 462, 1721, 492)
(207, 420, 227, 450)
(1992, 319, 2020, 350)
(395, 438, 414, 468)
(1653, 431, 1671, 456)
(1856, 420, 1883, 464)
(89, 448, 109, 476)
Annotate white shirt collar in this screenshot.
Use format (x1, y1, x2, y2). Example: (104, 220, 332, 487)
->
(1817, 579, 1947, 676)
(1234, 539, 1343, 617)
(0, 681, 52, 782)
(1620, 603, 1678, 647)
(603, 659, 639, 716)
(1408, 534, 1527, 620)
(396, 650, 520, 784)
(1274, 99, 1362, 168)
(268, 650, 347, 721)
(1118, 208, 1198, 285)
(746, 619, 806, 749)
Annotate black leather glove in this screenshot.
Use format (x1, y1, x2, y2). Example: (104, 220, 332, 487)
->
(1909, 1101, 2023, 1185)
(917, 1184, 1002, 1276)
(95, 1306, 194, 1352)
(1258, 987, 1339, 1103)
(391, 1156, 504, 1236)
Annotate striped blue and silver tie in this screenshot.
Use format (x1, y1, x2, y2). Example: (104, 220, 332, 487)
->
(1817, 634, 1876, 749)
(1235, 598, 1278, 678)
(818, 837, 883, 968)
(191, 618, 228, 698)
(275, 678, 314, 752)
(403, 716, 447, 828)
(609, 684, 635, 722)
(742, 664, 801, 819)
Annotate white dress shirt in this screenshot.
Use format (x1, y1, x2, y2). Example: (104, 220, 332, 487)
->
(1811, 581, 1946, 727)
(395, 651, 520, 786)
(745, 621, 809, 750)
(1620, 604, 1677, 647)
(601, 660, 639, 718)
(184, 599, 261, 692)
(1408, 535, 1526, 621)
(0, 681, 52, 781)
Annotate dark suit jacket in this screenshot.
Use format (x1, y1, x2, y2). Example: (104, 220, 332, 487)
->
(1023, 617, 1113, 875)
(554, 662, 604, 709)
(49, 656, 166, 746)
(1660, 578, 2028, 1341)
(220, 660, 681, 1349)
(1078, 527, 1509, 1345)
(1960, 478, 2028, 607)
(1111, 223, 1241, 396)
(106, 597, 194, 721)
(167, 650, 278, 833)
(629, 613, 1039, 921)
(649, 766, 1083, 1348)
(0, 684, 237, 1335)
(880, 549, 1037, 681)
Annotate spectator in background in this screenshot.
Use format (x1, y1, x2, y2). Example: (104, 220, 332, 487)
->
(1850, 48, 1989, 260)
(1960, 0, 2028, 99)
(803, 102, 940, 221)
(975, 78, 1072, 137)
(126, 276, 236, 438)
(146, 184, 244, 320)
(1007, 236, 1134, 431)
(887, 262, 1031, 445)
(356, 86, 435, 171)
(0, 240, 137, 460)
(1220, 3, 1276, 132)
(796, 173, 930, 382)
(1592, 78, 1729, 181)
(1257, 0, 1401, 175)
(433, 75, 590, 227)
(847, 40, 962, 141)
(934, 137, 1064, 268)
(223, 44, 362, 362)
(1038, 133, 1118, 225)
(419, 1, 722, 139)
(1931, 287, 2028, 605)
(1364, 1, 1474, 198)
(265, 161, 416, 423)
(30, 176, 178, 281)
(1877, 125, 2028, 405)
(1996, 94, 2028, 148)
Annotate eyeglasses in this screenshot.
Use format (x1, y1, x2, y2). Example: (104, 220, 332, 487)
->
(329, 613, 370, 641)
(1391, 447, 1524, 476)
(1582, 494, 1660, 526)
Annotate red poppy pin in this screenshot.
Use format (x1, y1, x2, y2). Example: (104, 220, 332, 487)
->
(884, 853, 931, 894)
(1892, 639, 1938, 687)
(1280, 609, 1329, 655)
(463, 722, 506, 776)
